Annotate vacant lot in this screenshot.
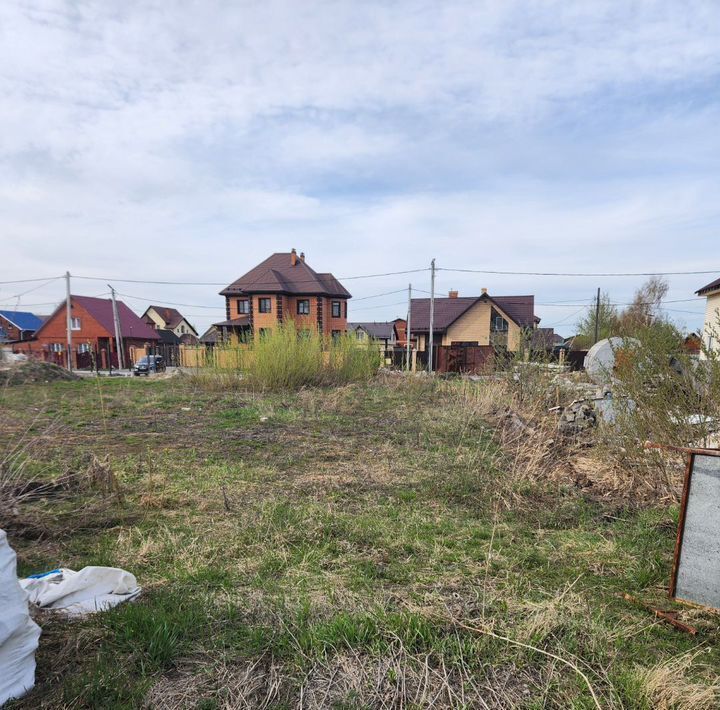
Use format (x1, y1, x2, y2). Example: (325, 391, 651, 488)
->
(1, 374, 718, 709)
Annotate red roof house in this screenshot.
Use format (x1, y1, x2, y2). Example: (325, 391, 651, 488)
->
(29, 295, 159, 369)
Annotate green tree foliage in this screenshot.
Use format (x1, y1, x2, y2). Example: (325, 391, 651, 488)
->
(574, 292, 618, 348)
(574, 277, 672, 348)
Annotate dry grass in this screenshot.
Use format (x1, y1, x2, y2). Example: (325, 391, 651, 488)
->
(638, 650, 720, 710)
(145, 657, 284, 709)
(3, 375, 719, 708)
(144, 645, 546, 710)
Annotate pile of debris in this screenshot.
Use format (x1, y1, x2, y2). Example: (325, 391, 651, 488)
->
(557, 400, 597, 435)
(0, 360, 79, 386)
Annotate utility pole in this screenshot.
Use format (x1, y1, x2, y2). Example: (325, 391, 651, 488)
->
(593, 287, 601, 345)
(428, 258, 436, 373)
(109, 285, 125, 370)
(406, 283, 412, 371)
(65, 271, 72, 371)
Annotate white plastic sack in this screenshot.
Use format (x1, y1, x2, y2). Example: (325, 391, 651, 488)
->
(0, 530, 41, 706)
(20, 567, 141, 617)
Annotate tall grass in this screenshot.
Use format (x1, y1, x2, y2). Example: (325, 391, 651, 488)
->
(193, 322, 382, 390)
(251, 322, 324, 390)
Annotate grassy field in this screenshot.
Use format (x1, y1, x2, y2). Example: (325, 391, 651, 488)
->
(1, 374, 718, 709)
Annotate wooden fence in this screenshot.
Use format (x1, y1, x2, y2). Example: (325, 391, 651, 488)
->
(178, 345, 253, 370)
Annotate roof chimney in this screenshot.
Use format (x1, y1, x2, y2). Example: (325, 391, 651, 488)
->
(291, 248, 297, 266)
(300, 251, 305, 263)
(481, 287, 488, 295)
(448, 290, 458, 299)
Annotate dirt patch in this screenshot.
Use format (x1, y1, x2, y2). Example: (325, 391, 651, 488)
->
(0, 360, 80, 385)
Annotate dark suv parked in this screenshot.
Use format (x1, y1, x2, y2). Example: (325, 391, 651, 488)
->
(133, 355, 166, 376)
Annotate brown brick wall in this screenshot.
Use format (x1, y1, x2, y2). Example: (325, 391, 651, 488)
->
(324, 297, 348, 335)
(26, 301, 148, 368)
(0, 316, 24, 342)
(225, 294, 349, 340)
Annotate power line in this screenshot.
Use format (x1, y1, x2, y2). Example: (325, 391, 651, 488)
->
(350, 300, 408, 312)
(353, 288, 407, 301)
(0, 300, 61, 308)
(0, 275, 63, 285)
(540, 302, 595, 328)
(117, 285, 428, 310)
(74, 266, 430, 286)
(439, 267, 720, 277)
(116, 292, 224, 310)
(5, 277, 61, 301)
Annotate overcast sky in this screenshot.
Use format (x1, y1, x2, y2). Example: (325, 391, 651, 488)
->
(1, 1, 719, 336)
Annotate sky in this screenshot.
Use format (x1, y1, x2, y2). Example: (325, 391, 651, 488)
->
(1, 0, 719, 337)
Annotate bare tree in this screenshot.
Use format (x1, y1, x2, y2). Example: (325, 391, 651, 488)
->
(617, 276, 669, 334)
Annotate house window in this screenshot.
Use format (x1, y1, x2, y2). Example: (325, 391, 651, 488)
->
(49, 343, 64, 352)
(494, 316, 508, 332)
(297, 299, 310, 315)
(77, 343, 91, 354)
(258, 298, 272, 313)
(331, 301, 341, 318)
(356, 330, 365, 340)
(237, 299, 250, 315)
(71, 316, 81, 330)
(344, 302, 347, 318)
(332, 330, 342, 340)
(258, 328, 271, 338)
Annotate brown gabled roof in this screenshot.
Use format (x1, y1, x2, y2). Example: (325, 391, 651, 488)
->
(144, 306, 184, 329)
(410, 297, 477, 332)
(220, 252, 351, 298)
(492, 295, 536, 328)
(348, 322, 396, 339)
(199, 326, 219, 344)
(697, 277, 720, 296)
(409, 293, 536, 333)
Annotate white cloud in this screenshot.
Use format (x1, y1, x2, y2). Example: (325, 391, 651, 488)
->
(0, 1, 718, 335)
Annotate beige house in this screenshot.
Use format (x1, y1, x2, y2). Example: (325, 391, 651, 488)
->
(142, 306, 198, 338)
(696, 277, 720, 356)
(409, 290, 538, 353)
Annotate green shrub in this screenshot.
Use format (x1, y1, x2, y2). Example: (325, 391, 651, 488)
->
(598, 322, 720, 491)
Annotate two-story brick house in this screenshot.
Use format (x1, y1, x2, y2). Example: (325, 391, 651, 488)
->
(217, 250, 351, 342)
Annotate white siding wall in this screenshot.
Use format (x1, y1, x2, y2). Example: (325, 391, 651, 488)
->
(702, 292, 720, 358)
